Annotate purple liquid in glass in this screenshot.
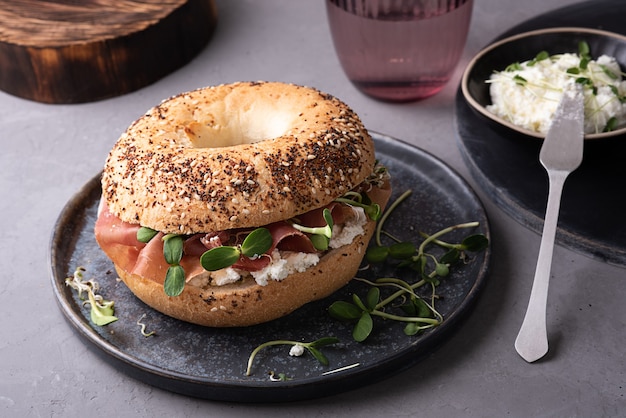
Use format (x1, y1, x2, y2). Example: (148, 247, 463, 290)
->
(327, 0, 473, 102)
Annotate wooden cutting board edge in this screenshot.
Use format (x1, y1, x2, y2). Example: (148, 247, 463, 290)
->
(0, 0, 218, 104)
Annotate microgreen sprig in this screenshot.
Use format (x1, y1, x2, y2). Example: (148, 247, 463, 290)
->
(335, 191, 382, 221)
(65, 266, 118, 326)
(137, 226, 158, 243)
(163, 234, 186, 297)
(329, 190, 488, 342)
(268, 371, 291, 381)
(137, 227, 187, 297)
(137, 314, 156, 337)
(200, 227, 273, 271)
(329, 280, 442, 341)
(290, 208, 334, 251)
(246, 337, 340, 376)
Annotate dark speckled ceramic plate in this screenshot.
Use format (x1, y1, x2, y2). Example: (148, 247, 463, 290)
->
(49, 132, 490, 403)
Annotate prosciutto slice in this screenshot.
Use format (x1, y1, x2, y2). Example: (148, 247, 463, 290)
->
(94, 201, 326, 280)
(94, 177, 394, 287)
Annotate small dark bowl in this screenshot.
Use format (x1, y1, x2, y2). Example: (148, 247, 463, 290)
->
(461, 27, 626, 140)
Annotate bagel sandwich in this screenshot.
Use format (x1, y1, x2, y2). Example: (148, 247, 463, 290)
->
(94, 81, 391, 327)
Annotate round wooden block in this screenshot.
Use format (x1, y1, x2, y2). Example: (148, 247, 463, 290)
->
(0, 0, 218, 104)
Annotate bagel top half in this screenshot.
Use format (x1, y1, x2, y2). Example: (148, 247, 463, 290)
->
(102, 81, 376, 234)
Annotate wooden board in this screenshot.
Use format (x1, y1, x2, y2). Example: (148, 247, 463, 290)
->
(0, 0, 218, 104)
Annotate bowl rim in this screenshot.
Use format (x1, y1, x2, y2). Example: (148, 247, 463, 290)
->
(461, 26, 626, 140)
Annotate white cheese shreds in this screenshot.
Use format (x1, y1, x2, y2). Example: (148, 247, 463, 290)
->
(487, 52, 626, 134)
(251, 249, 320, 286)
(329, 206, 367, 249)
(211, 267, 241, 286)
(289, 344, 305, 357)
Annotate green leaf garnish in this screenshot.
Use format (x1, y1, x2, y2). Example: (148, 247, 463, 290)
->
(604, 116, 618, 132)
(353, 312, 373, 342)
(309, 234, 330, 251)
(330, 189, 489, 342)
(65, 267, 118, 326)
(241, 227, 273, 258)
(435, 262, 449, 277)
(601, 64, 618, 80)
(329, 300, 363, 320)
(505, 62, 522, 72)
(365, 287, 380, 311)
(388, 242, 416, 259)
(164, 265, 185, 296)
(245, 337, 340, 376)
(137, 226, 158, 243)
(162, 234, 183, 265)
(200, 246, 241, 271)
(200, 227, 274, 272)
(290, 208, 334, 248)
(310, 336, 342, 348)
(352, 293, 368, 312)
(365, 245, 389, 263)
(87, 290, 118, 326)
(512, 75, 527, 86)
(461, 234, 490, 252)
(527, 50, 549, 66)
(335, 193, 382, 221)
(307, 347, 329, 366)
(323, 208, 334, 230)
(578, 40, 590, 58)
(439, 248, 461, 266)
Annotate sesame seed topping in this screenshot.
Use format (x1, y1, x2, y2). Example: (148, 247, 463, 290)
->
(101, 81, 376, 234)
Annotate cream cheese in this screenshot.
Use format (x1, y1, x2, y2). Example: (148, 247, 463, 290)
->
(487, 52, 626, 134)
(188, 205, 370, 288)
(251, 249, 320, 286)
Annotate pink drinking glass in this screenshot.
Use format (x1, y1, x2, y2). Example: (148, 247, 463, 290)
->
(326, 0, 474, 102)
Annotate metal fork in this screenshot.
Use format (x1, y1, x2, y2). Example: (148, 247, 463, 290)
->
(514, 83, 585, 363)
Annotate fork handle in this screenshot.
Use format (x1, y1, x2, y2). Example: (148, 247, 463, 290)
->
(515, 170, 569, 362)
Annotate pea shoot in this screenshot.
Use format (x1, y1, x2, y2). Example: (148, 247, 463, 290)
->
(246, 337, 340, 376)
(136, 314, 156, 337)
(137, 227, 188, 296)
(289, 208, 334, 251)
(200, 227, 273, 271)
(335, 191, 382, 221)
(65, 266, 118, 326)
(329, 190, 489, 342)
(163, 233, 185, 296)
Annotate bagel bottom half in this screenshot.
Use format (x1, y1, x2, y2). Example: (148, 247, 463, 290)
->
(114, 216, 382, 327)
